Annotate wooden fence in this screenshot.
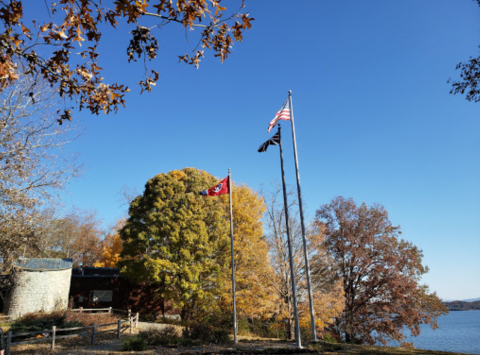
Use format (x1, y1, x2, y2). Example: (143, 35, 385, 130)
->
(69, 308, 137, 321)
(3, 312, 140, 355)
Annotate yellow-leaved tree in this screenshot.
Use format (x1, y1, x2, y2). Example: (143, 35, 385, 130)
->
(94, 219, 125, 268)
(218, 184, 279, 330)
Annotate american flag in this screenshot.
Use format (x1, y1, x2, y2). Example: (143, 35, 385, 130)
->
(258, 132, 280, 153)
(268, 99, 291, 133)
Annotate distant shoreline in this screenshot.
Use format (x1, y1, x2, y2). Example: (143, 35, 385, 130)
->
(443, 300, 480, 311)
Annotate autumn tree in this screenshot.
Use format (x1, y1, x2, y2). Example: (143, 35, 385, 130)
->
(0, 65, 81, 268)
(0, 1, 253, 122)
(118, 168, 230, 321)
(94, 219, 125, 268)
(32, 208, 103, 267)
(315, 196, 448, 346)
(217, 184, 279, 328)
(264, 186, 344, 340)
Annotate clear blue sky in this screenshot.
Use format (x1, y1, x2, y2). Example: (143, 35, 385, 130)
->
(40, 0, 480, 300)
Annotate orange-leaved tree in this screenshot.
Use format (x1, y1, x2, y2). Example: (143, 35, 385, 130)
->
(315, 197, 448, 346)
(95, 219, 125, 268)
(0, 1, 253, 122)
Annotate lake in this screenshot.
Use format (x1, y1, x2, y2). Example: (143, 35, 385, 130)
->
(387, 310, 480, 354)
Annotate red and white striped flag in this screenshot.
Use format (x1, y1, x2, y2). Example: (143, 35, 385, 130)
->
(268, 99, 291, 133)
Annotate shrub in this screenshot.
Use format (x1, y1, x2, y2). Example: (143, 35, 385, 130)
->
(323, 331, 338, 343)
(10, 311, 82, 335)
(138, 326, 179, 346)
(65, 311, 118, 326)
(183, 323, 230, 344)
(122, 336, 146, 351)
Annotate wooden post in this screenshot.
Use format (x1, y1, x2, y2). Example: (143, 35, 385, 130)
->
(129, 317, 133, 334)
(109, 307, 112, 314)
(128, 309, 131, 319)
(135, 313, 139, 328)
(80, 307, 83, 313)
(51, 326, 56, 350)
(117, 319, 121, 339)
(5, 331, 11, 355)
(91, 324, 96, 345)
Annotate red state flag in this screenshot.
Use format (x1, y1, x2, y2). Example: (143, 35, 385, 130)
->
(200, 177, 229, 196)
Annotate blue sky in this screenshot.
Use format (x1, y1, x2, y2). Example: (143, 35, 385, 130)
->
(38, 0, 480, 300)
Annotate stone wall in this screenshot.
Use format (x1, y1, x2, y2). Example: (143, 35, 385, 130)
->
(5, 268, 72, 319)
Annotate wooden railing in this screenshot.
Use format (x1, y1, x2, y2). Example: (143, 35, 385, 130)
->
(3, 312, 140, 355)
(69, 307, 113, 314)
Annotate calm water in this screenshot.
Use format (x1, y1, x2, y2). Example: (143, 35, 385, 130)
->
(387, 310, 480, 354)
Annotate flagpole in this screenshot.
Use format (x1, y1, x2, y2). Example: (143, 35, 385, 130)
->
(288, 90, 317, 342)
(278, 125, 302, 349)
(228, 168, 238, 344)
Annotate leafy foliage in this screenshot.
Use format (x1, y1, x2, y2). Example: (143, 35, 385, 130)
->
(10, 310, 119, 337)
(10, 311, 82, 334)
(218, 184, 279, 323)
(138, 326, 180, 346)
(119, 168, 230, 320)
(182, 323, 230, 344)
(94, 219, 125, 268)
(121, 336, 147, 351)
(0, 1, 253, 121)
(448, 1, 480, 102)
(315, 197, 449, 346)
(449, 51, 480, 102)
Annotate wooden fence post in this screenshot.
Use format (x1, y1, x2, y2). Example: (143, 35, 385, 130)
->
(80, 307, 83, 313)
(109, 307, 112, 314)
(117, 319, 121, 339)
(135, 313, 139, 328)
(129, 317, 133, 334)
(91, 323, 96, 345)
(5, 331, 11, 355)
(128, 309, 131, 319)
(51, 326, 56, 350)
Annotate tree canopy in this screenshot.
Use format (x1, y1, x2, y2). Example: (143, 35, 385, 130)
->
(0, 1, 253, 122)
(315, 197, 448, 346)
(94, 219, 125, 268)
(118, 168, 230, 320)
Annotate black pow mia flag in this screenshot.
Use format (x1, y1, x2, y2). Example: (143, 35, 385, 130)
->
(258, 132, 280, 153)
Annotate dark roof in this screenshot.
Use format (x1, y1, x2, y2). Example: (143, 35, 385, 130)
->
(13, 258, 73, 271)
(72, 267, 120, 276)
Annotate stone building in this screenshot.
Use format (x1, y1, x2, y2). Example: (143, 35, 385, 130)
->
(4, 258, 73, 319)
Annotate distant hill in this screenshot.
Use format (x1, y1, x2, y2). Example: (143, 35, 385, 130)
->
(462, 297, 480, 302)
(442, 297, 480, 302)
(443, 300, 480, 311)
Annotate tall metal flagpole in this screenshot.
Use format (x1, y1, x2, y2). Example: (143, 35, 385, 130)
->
(277, 125, 302, 349)
(288, 90, 318, 342)
(228, 168, 238, 344)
